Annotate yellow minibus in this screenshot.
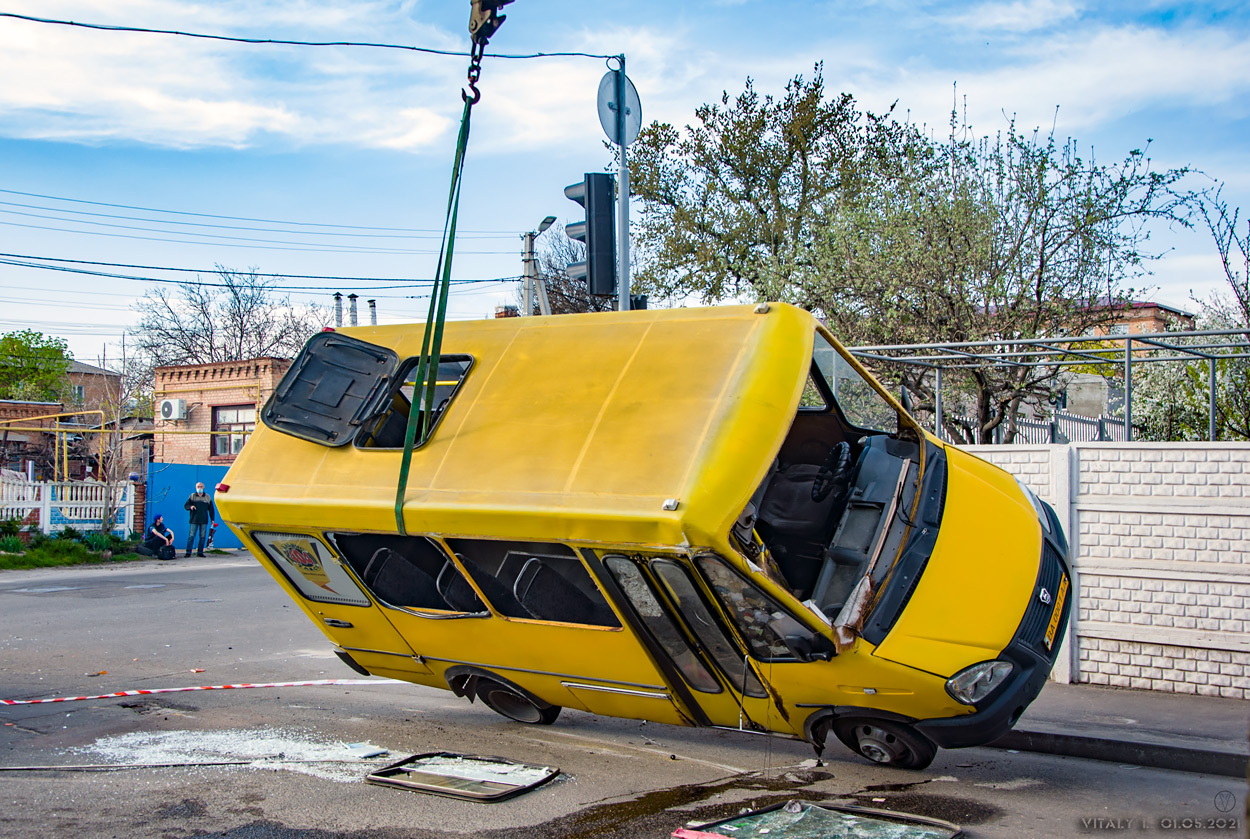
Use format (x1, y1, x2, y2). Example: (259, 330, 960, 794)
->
(217, 303, 1070, 769)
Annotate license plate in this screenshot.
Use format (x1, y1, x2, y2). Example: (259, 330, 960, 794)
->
(1044, 574, 1069, 650)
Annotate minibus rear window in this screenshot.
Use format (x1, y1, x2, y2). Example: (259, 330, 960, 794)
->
(330, 533, 486, 615)
(445, 539, 620, 628)
(251, 532, 371, 607)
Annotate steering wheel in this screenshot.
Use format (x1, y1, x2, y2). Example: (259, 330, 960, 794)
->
(811, 441, 854, 504)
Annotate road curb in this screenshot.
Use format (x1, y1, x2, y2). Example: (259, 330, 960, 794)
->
(989, 728, 1248, 778)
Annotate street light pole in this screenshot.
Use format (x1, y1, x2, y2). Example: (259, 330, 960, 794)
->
(522, 216, 556, 316)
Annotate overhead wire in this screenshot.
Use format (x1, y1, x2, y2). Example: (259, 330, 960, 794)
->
(0, 254, 523, 292)
(0, 13, 618, 60)
(0, 218, 514, 255)
(0, 252, 519, 285)
(0, 188, 515, 235)
(0, 199, 514, 240)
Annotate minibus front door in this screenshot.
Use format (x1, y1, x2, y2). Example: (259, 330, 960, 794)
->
(602, 555, 799, 736)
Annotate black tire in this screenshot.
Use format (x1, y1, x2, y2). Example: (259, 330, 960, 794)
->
(832, 718, 936, 770)
(477, 680, 561, 725)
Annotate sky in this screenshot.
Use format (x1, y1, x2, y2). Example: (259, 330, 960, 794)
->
(0, 0, 1246, 365)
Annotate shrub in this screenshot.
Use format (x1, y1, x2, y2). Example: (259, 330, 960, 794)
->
(83, 532, 112, 551)
(27, 531, 50, 549)
(0, 516, 23, 538)
(56, 526, 83, 542)
(0, 535, 22, 553)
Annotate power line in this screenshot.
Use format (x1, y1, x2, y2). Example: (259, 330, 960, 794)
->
(0, 13, 617, 60)
(0, 254, 524, 293)
(0, 199, 512, 241)
(0, 189, 516, 236)
(0, 219, 514, 255)
(0, 252, 517, 286)
(0, 208, 517, 254)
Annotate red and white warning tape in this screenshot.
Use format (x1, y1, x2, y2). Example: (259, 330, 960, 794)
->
(1, 678, 398, 707)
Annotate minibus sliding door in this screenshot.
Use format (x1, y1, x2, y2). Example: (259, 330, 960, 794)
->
(602, 555, 799, 736)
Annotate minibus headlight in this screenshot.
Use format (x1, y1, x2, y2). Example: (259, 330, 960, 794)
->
(1014, 478, 1051, 533)
(946, 660, 1014, 705)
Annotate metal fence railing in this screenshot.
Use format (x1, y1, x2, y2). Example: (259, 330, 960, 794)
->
(927, 410, 1127, 445)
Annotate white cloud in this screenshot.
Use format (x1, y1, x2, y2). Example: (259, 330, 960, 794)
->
(843, 24, 1250, 137)
(943, 0, 1082, 32)
(0, 0, 466, 150)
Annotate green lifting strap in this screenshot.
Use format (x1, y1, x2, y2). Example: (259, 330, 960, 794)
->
(393, 94, 474, 535)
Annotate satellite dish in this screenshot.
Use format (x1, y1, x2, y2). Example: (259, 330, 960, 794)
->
(596, 70, 642, 147)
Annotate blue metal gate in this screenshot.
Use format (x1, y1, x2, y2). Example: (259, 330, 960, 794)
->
(144, 463, 243, 550)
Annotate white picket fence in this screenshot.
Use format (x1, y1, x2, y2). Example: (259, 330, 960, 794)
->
(0, 473, 134, 535)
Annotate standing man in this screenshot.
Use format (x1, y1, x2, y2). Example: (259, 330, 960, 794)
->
(184, 481, 216, 557)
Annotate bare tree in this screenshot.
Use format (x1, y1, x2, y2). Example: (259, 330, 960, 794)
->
(131, 268, 330, 368)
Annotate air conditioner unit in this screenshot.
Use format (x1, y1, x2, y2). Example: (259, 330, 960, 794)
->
(159, 399, 188, 421)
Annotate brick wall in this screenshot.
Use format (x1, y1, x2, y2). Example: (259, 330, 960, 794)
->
(964, 442, 1250, 698)
(153, 358, 290, 466)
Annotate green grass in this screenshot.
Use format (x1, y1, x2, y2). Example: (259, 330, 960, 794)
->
(0, 538, 145, 570)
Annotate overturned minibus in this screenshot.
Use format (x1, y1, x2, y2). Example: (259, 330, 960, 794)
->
(216, 303, 1070, 769)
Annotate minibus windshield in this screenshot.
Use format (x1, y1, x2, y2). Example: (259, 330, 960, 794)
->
(811, 334, 896, 433)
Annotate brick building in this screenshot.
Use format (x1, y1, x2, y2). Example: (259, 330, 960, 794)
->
(0, 399, 61, 476)
(66, 360, 122, 411)
(153, 358, 290, 466)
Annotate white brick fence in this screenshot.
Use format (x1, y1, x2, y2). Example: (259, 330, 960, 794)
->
(963, 442, 1250, 699)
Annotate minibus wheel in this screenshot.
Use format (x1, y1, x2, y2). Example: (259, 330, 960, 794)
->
(833, 718, 936, 770)
(478, 680, 561, 725)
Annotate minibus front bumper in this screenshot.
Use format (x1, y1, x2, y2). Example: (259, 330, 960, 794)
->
(915, 532, 1071, 750)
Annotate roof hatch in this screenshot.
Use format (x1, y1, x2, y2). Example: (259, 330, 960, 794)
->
(262, 332, 398, 447)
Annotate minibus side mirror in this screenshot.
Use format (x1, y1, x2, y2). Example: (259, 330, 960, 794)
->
(785, 632, 836, 662)
(769, 615, 836, 661)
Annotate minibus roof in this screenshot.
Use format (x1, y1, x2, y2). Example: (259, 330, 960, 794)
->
(220, 303, 816, 548)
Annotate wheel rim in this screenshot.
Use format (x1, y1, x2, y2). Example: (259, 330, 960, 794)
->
(855, 724, 910, 764)
(483, 687, 543, 723)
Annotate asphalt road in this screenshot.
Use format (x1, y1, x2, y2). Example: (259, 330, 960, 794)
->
(1, 557, 1244, 838)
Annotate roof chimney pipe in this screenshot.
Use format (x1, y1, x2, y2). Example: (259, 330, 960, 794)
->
(348, 293, 358, 327)
(368, 299, 377, 325)
(333, 292, 343, 327)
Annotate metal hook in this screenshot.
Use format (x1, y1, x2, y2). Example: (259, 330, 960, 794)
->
(462, 82, 481, 105)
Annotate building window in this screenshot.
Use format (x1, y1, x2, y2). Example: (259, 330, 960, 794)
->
(1108, 324, 1129, 336)
(212, 405, 256, 457)
(71, 384, 85, 402)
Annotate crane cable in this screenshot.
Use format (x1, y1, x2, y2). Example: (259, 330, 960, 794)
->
(394, 2, 512, 535)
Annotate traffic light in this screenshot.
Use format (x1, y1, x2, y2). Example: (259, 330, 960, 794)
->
(564, 173, 617, 297)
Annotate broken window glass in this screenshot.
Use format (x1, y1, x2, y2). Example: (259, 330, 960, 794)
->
(366, 752, 559, 802)
(685, 799, 960, 839)
(650, 560, 768, 698)
(604, 556, 722, 694)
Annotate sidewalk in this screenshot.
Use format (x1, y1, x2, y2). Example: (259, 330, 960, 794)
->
(990, 681, 1250, 777)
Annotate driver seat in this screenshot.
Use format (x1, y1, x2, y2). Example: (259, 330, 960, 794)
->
(755, 454, 850, 597)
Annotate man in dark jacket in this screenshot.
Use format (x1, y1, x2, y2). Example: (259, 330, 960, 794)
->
(184, 481, 216, 557)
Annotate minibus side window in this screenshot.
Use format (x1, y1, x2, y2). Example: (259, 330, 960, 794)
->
(650, 561, 769, 698)
(445, 539, 620, 628)
(330, 533, 486, 615)
(251, 532, 372, 607)
(356, 355, 473, 449)
(696, 555, 828, 662)
(604, 556, 722, 694)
